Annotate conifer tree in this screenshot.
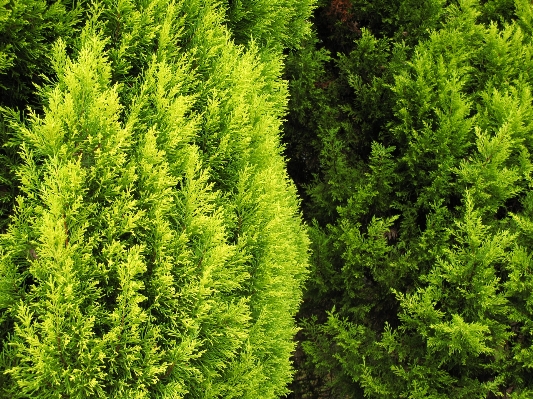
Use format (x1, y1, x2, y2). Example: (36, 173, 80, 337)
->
(286, 0, 533, 397)
(0, 0, 311, 397)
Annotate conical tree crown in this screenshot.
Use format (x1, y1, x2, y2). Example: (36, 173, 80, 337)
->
(0, 1, 311, 397)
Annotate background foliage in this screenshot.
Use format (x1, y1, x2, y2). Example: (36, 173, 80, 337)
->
(285, 0, 533, 397)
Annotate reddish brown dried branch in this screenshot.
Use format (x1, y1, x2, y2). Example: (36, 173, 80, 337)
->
(327, 0, 353, 24)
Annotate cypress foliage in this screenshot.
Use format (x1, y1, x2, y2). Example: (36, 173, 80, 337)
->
(286, 0, 533, 397)
(0, 0, 310, 397)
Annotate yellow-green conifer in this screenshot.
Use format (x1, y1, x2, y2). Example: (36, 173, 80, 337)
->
(0, 1, 311, 397)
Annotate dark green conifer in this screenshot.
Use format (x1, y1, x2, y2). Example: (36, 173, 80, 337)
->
(286, 0, 533, 397)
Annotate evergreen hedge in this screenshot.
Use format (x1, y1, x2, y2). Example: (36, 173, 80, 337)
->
(0, 0, 312, 397)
